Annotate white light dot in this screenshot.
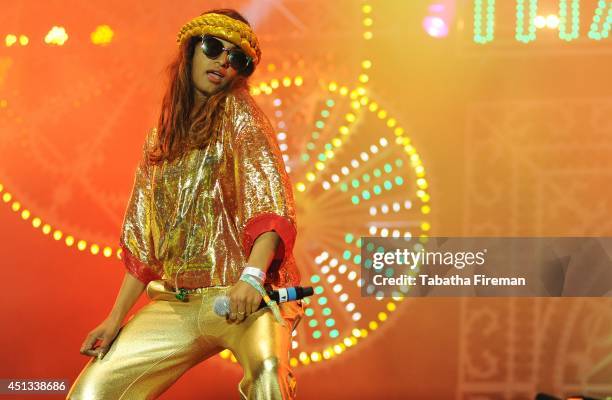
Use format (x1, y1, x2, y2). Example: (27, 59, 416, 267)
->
(275, 110, 283, 117)
(370, 145, 379, 153)
(341, 167, 350, 175)
(357, 278, 364, 287)
(321, 265, 330, 274)
(273, 98, 282, 106)
(404, 200, 412, 209)
(381, 204, 389, 213)
(330, 258, 338, 267)
(392, 230, 400, 238)
(403, 231, 412, 239)
(360, 152, 369, 161)
(375, 291, 384, 300)
(348, 271, 357, 280)
(292, 341, 298, 349)
(338, 264, 347, 274)
(380, 138, 388, 147)
(392, 202, 400, 212)
(352, 312, 362, 321)
(351, 159, 359, 168)
(278, 121, 286, 129)
(339, 293, 349, 302)
(322, 181, 331, 190)
(346, 302, 355, 312)
(327, 275, 336, 283)
(331, 174, 340, 182)
(369, 206, 377, 216)
(369, 226, 377, 235)
(381, 228, 388, 237)
(333, 284, 343, 293)
(277, 132, 287, 140)
(279, 143, 288, 151)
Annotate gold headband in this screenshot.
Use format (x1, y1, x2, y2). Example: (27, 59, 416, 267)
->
(176, 13, 261, 65)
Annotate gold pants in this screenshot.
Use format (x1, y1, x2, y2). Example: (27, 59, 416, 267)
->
(67, 280, 304, 400)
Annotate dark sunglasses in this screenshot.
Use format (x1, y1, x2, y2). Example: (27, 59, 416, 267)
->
(200, 35, 254, 76)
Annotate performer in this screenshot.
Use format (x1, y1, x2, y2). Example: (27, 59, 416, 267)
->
(67, 8, 303, 400)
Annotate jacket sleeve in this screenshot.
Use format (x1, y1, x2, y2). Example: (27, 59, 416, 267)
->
(232, 103, 298, 278)
(118, 128, 163, 284)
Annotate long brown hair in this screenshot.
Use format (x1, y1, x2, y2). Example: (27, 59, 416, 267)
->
(147, 9, 253, 165)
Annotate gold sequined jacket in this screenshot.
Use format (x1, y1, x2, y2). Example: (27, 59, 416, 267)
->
(118, 88, 300, 289)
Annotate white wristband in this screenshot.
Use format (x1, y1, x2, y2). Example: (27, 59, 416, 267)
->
(241, 266, 266, 281)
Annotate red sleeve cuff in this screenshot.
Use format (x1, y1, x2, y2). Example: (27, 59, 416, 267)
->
(119, 242, 161, 285)
(242, 212, 297, 271)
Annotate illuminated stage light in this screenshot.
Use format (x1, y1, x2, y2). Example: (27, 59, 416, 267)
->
(18, 35, 28, 46)
(545, 14, 560, 29)
(516, 0, 538, 43)
(559, 0, 579, 40)
(45, 26, 69, 45)
(91, 25, 114, 45)
(423, 16, 448, 38)
(588, 0, 611, 40)
(474, 0, 495, 43)
(5, 34, 17, 47)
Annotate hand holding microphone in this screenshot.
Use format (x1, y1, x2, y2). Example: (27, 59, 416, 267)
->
(221, 265, 313, 324)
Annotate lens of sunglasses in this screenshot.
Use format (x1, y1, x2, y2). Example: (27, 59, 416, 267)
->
(201, 36, 252, 75)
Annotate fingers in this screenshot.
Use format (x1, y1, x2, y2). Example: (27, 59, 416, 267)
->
(80, 332, 99, 357)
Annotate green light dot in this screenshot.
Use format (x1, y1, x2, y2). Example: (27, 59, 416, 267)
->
(314, 285, 324, 294)
(373, 168, 382, 177)
(340, 183, 348, 192)
(325, 144, 332, 151)
(301, 154, 309, 161)
(322, 307, 332, 316)
(366, 243, 375, 251)
(330, 329, 339, 338)
(318, 296, 328, 305)
(306, 143, 315, 150)
(395, 176, 404, 185)
(373, 185, 382, 195)
(384, 181, 392, 190)
(326, 99, 335, 107)
(362, 173, 370, 182)
(321, 110, 330, 118)
(362, 190, 371, 200)
(343, 250, 352, 260)
(395, 158, 403, 167)
(325, 318, 335, 327)
(345, 233, 354, 244)
(384, 163, 392, 173)
(310, 275, 321, 283)
(351, 196, 360, 205)
(305, 308, 314, 316)
(312, 330, 322, 339)
(351, 179, 360, 188)
(353, 254, 361, 264)
(318, 153, 326, 161)
(385, 267, 395, 277)
(309, 319, 318, 328)
(316, 120, 324, 129)
(312, 132, 319, 139)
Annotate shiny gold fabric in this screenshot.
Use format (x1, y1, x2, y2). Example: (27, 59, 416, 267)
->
(67, 280, 304, 399)
(119, 88, 300, 289)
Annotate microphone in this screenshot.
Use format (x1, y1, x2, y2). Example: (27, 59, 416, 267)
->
(213, 286, 314, 317)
